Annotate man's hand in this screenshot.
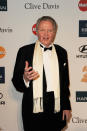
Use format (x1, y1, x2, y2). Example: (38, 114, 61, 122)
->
(23, 61, 39, 82)
(62, 110, 71, 121)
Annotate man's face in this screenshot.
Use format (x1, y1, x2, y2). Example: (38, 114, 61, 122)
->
(36, 20, 56, 47)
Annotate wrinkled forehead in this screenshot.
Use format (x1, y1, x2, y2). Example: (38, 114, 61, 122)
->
(36, 19, 57, 32)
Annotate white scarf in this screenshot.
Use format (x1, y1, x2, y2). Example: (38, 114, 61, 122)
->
(33, 40, 60, 113)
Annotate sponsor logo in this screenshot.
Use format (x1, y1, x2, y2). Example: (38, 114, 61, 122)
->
(81, 66, 87, 82)
(79, 20, 87, 37)
(24, 3, 59, 10)
(78, 0, 87, 12)
(32, 24, 36, 35)
(79, 45, 87, 54)
(0, 0, 7, 11)
(0, 67, 5, 83)
(76, 45, 87, 58)
(0, 27, 13, 33)
(72, 117, 87, 123)
(0, 92, 5, 105)
(76, 91, 87, 102)
(0, 46, 6, 59)
(0, 93, 3, 99)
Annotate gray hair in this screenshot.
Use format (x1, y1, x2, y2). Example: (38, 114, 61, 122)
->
(36, 16, 58, 32)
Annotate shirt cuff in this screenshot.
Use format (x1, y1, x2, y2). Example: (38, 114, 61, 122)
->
(23, 76, 30, 88)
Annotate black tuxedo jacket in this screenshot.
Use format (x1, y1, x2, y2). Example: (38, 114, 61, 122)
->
(12, 43, 71, 129)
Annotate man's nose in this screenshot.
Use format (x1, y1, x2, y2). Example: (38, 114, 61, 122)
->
(44, 30, 49, 35)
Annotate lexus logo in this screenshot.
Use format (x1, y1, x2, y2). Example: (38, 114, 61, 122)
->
(79, 45, 87, 54)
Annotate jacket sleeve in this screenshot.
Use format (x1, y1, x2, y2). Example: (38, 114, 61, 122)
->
(12, 47, 29, 92)
(60, 51, 71, 110)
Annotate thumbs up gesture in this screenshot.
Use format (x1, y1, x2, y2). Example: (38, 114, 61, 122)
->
(23, 61, 39, 82)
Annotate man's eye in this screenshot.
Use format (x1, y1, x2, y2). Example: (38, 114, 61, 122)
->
(40, 29, 44, 32)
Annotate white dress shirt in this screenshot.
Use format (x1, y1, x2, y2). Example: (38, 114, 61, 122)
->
(24, 43, 55, 92)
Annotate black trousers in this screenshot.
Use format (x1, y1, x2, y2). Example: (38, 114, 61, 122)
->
(23, 112, 63, 131)
(22, 92, 66, 131)
(30, 112, 62, 131)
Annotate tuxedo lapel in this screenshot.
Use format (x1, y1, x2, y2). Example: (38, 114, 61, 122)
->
(54, 45, 64, 82)
(54, 44, 68, 93)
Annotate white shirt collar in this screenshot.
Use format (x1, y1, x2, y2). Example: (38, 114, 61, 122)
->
(40, 43, 53, 48)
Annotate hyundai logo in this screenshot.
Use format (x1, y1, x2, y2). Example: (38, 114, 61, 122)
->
(0, 93, 3, 99)
(79, 45, 87, 54)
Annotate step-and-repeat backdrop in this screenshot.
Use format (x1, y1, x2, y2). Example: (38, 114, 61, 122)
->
(0, 0, 87, 131)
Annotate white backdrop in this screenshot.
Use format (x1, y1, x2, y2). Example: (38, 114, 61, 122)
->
(0, 0, 87, 131)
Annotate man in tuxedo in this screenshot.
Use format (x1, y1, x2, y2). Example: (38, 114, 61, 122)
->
(12, 16, 71, 131)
